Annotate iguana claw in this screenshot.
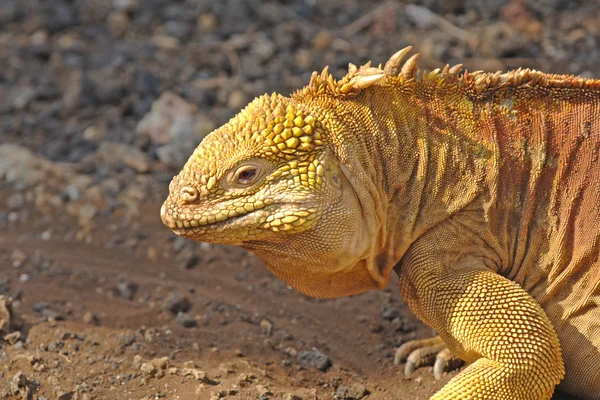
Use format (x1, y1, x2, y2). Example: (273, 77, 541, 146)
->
(394, 336, 464, 380)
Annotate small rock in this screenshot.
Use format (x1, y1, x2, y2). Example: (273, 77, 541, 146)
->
(380, 304, 401, 321)
(10, 86, 36, 110)
(182, 367, 212, 383)
(116, 276, 138, 300)
(0, 279, 10, 295)
(227, 90, 247, 110)
(0, 296, 14, 335)
(4, 330, 21, 344)
(259, 318, 273, 336)
(132, 354, 143, 369)
(143, 328, 155, 343)
(140, 362, 157, 376)
(151, 356, 170, 370)
(368, 317, 384, 331)
(11, 249, 27, 268)
(176, 312, 197, 328)
(118, 333, 135, 346)
(107, 10, 129, 37)
(57, 391, 74, 400)
(255, 385, 272, 396)
(294, 49, 312, 70)
(177, 248, 199, 269)
(312, 30, 333, 50)
(282, 394, 303, 400)
(334, 383, 369, 399)
(82, 312, 97, 325)
(0, 144, 67, 188)
(62, 70, 90, 115)
(297, 348, 331, 371)
(164, 292, 191, 314)
(82, 125, 106, 142)
(197, 13, 218, 31)
(136, 91, 215, 167)
(151, 35, 180, 51)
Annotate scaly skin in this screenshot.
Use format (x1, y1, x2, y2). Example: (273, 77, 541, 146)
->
(161, 47, 600, 399)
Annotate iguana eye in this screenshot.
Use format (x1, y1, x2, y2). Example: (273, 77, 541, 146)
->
(235, 165, 258, 185)
(224, 161, 268, 189)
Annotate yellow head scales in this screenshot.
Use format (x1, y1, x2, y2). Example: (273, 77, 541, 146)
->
(160, 93, 330, 243)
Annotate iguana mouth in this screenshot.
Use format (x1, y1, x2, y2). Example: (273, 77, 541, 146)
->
(160, 199, 272, 233)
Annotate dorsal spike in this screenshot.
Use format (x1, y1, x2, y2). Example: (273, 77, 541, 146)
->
(353, 73, 386, 91)
(363, 67, 385, 76)
(383, 46, 413, 76)
(442, 64, 450, 76)
(348, 63, 358, 75)
(401, 54, 420, 80)
(309, 71, 319, 89)
(447, 64, 463, 81)
(320, 66, 330, 81)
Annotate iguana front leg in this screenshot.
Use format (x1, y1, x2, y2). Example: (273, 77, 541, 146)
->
(398, 228, 564, 400)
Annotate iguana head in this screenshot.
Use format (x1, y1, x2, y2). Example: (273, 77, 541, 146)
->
(161, 91, 382, 298)
(161, 48, 422, 298)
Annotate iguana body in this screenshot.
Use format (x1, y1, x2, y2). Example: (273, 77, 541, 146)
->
(160, 47, 600, 399)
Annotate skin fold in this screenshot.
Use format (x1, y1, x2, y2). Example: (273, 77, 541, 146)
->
(161, 47, 600, 399)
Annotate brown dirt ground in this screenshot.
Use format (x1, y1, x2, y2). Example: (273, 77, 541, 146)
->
(0, 203, 453, 400)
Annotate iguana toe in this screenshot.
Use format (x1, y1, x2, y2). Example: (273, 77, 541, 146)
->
(394, 336, 464, 379)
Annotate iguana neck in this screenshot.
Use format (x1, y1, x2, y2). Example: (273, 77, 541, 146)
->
(311, 85, 490, 272)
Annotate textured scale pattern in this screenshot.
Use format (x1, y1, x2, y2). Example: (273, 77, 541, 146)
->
(161, 46, 600, 399)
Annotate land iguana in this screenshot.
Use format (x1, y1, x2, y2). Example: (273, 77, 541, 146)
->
(160, 46, 600, 399)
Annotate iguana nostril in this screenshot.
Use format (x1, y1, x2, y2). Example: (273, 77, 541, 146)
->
(179, 186, 199, 203)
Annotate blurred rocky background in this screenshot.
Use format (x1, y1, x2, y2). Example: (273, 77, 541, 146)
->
(0, 0, 597, 399)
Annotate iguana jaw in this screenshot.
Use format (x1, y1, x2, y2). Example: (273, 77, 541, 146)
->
(160, 196, 320, 245)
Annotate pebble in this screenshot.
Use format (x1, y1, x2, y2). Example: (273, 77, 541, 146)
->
(4, 331, 21, 344)
(182, 367, 211, 382)
(334, 383, 369, 399)
(82, 312, 97, 325)
(380, 304, 402, 321)
(62, 70, 89, 115)
(107, 10, 129, 37)
(297, 348, 331, 371)
(176, 248, 199, 269)
(118, 333, 136, 346)
(259, 318, 273, 336)
(140, 362, 157, 376)
(116, 276, 138, 300)
(163, 292, 192, 314)
(176, 312, 197, 328)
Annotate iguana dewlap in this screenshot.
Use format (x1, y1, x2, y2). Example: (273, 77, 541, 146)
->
(161, 46, 600, 399)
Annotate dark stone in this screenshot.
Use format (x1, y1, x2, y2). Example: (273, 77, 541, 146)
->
(176, 312, 197, 328)
(297, 348, 331, 371)
(380, 304, 401, 321)
(116, 276, 138, 300)
(164, 292, 192, 314)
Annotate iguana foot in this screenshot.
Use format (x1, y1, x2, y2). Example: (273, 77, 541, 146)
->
(394, 336, 464, 379)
